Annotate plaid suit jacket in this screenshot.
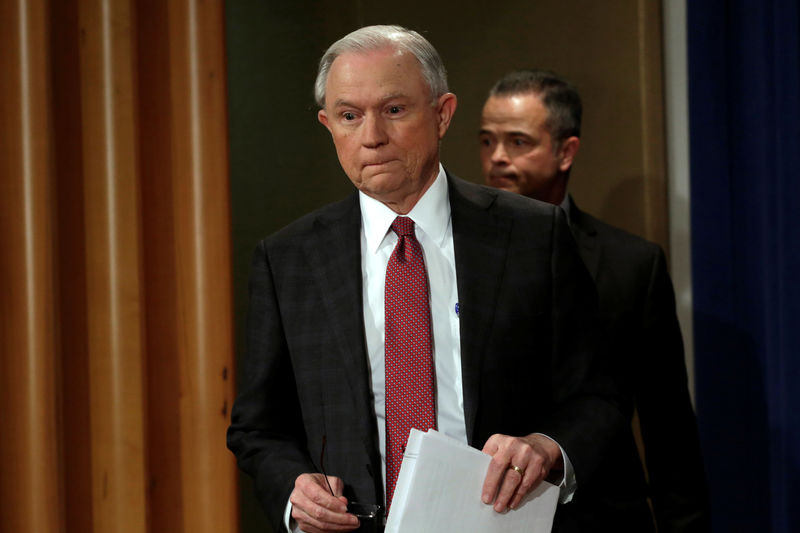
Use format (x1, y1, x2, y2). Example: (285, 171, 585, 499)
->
(227, 173, 626, 531)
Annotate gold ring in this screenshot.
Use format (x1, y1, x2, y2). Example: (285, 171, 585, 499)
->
(509, 465, 524, 475)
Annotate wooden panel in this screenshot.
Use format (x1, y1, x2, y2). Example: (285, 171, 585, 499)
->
(1, 2, 238, 532)
(138, 1, 238, 531)
(0, 0, 63, 532)
(77, 0, 149, 531)
(166, 2, 239, 532)
(135, 0, 184, 529)
(49, 0, 94, 531)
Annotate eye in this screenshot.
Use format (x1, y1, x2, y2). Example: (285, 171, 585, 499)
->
(385, 104, 405, 116)
(512, 138, 528, 146)
(342, 111, 356, 121)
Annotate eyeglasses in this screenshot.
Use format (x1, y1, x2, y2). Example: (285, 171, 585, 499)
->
(319, 436, 383, 531)
(320, 435, 336, 496)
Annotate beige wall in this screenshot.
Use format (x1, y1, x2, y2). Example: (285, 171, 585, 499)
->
(434, 0, 668, 248)
(228, 0, 668, 247)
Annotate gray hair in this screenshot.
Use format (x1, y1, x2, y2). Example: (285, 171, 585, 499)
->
(314, 25, 449, 107)
(489, 69, 582, 146)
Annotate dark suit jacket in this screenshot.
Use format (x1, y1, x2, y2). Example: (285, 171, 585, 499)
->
(227, 174, 627, 532)
(554, 198, 710, 533)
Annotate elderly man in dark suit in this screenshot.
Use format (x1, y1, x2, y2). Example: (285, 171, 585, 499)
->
(479, 69, 710, 532)
(228, 28, 626, 533)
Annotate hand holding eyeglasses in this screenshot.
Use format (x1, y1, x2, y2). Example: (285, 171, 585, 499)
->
(289, 436, 382, 533)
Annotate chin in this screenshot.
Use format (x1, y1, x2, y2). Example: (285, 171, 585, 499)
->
(359, 172, 407, 196)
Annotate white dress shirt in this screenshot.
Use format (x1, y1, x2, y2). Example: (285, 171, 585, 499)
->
(286, 165, 574, 531)
(360, 165, 467, 491)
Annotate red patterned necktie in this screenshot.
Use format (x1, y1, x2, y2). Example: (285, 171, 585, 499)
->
(384, 216, 436, 513)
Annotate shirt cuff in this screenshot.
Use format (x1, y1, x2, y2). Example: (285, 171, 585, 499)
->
(284, 500, 299, 532)
(534, 433, 577, 503)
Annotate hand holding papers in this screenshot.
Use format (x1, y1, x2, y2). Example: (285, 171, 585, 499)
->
(385, 430, 559, 533)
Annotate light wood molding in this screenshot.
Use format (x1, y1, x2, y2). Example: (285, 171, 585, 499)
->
(0, 0, 63, 532)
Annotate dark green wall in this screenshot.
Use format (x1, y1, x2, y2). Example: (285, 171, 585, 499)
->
(225, 2, 664, 531)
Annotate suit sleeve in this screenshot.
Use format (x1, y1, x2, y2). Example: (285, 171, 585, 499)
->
(227, 240, 315, 530)
(636, 249, 710, 532)
(541, 207, 629, 484)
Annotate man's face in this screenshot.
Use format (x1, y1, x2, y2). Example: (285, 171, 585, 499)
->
(479, 93, 577, 204)
(318, 47, 456, 213)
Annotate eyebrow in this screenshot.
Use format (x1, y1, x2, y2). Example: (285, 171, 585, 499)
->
(380, 92, 408, 102)
(478, 128, 530, 137)
(332, 98, 357, 109)
(332, 93, 409, 109)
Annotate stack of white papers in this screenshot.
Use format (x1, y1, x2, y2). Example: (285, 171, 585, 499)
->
(385, 429, 559, 533)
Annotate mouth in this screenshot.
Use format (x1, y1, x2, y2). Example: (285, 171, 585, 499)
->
(363, 160, 396, 168)
(489, 172, 517, 185)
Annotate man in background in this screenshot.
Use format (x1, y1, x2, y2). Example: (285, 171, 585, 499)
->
(479, 69, 710, 532)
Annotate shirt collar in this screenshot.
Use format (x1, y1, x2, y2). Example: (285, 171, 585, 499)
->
(360, 164, 451, 254)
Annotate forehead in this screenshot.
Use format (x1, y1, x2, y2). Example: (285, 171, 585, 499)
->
(325, 47, 428, 106)
(481, 93, 550, 133)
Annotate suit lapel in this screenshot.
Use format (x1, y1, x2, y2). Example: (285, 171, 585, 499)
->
(569, 196, 601, 281)
(301, 178, 514, 458)
(303, 195, 377, 445)
(448, 175, 512, 444)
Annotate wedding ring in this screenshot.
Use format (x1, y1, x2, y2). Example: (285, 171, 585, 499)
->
(509, 464, 524, 475)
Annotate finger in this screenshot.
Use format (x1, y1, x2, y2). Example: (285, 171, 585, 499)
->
(509, 444, 554, 509)
(481, 434, 502, 456)
(296, 518, 357, 533)
(495, 466, 527, 512)
(291, 493, 354, 526)
(291, 493, 359, 533)
(481, 434, 516, 504)
(295, 517, 358, 533)
(491, 442, 538, 511)
(481, 451, 513, 504)
(291, 476, 358, 531)
(509, 464, 544, 509)
(296, 523, 323, 533)
(296, 474, 348, 513)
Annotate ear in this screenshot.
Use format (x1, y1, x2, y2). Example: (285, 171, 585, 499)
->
(435, 92, 458, 139)
(558, 136, 580, 172)
(318, 108, 331, 132)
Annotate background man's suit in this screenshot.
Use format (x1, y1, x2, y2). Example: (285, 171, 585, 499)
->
(228, 174, 627, 532)
(553, 197, 710, 532)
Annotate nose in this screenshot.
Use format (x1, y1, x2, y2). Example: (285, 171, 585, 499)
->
(361, 113, 388, 148)
(490, 142, 510, 165)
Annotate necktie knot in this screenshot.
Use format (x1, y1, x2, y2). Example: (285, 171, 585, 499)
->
(391, 216, 415, 238)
